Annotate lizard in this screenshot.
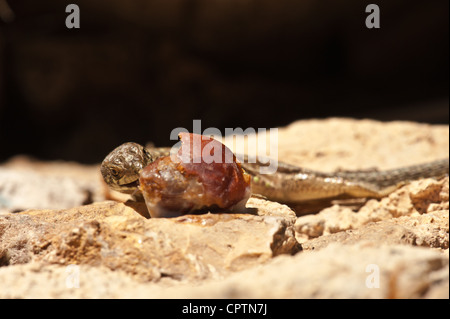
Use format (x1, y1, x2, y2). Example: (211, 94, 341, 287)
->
(100, 142, 449, 207)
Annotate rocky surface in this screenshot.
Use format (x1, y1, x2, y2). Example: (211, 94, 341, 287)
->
(0, 157, 103, 214)
(302, 209, 449, 251)
(0, 244, 447, 298)
(295, 177, 449, 242)
(0, 118, 448, 298)
(0, 199, 299, 282)
(151, 243, 449, 299)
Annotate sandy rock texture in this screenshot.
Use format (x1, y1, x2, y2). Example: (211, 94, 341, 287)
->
(0, 199, 299, 282)
(1, 243, 447, 299)
(0, 118, 448, 298)
(295, 177, 449, 242)
(0, 157, 102, 214)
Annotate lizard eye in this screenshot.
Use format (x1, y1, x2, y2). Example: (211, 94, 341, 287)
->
(110, 168, 120, 177)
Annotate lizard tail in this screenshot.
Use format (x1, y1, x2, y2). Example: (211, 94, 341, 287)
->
(336, 158, 449, 189)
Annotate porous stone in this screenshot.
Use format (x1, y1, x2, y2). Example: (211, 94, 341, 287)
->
(149, 244, 448, 299)
(295, 177, 449, 242)
(2, 243, 446, 298)
(302, 210, 449, 251)
(0, 200, 300, 282)
(0, 157, 103, 214)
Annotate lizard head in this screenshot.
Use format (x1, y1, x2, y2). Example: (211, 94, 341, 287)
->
(101, 142, 153, 194)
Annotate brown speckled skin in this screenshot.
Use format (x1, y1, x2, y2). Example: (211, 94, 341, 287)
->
(101, 140, 449, 204)
(100, 142, 153, 194)
(243, 158, 449, 203)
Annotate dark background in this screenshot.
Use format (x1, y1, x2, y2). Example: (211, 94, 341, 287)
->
(0, 0, 448, 163)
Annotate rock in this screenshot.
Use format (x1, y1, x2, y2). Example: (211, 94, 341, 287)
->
(139, 133, 252, 217)
(1, 244, 446, 298)
(0, 262, 159, 299)
(274, 119, 449, 172)
(0, 200, 300, 282)
(0, 156, 105, 214)
(149, 244, 448, 299)
(302, 210, 449, 251)
(295, 177, 449, 242)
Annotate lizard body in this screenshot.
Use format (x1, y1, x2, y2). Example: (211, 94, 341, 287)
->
(101, 142, 449, 204)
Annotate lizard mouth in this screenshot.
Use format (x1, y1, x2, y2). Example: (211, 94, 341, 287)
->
(113, 179, 140, 194)
(122, 180, 139, 188)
